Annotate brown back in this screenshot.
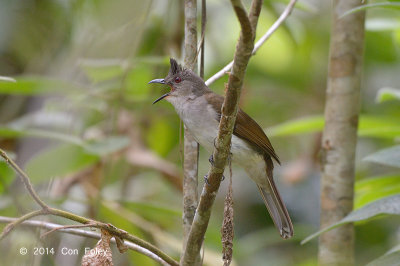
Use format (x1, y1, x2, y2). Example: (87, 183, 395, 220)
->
(204, 92, 280, 165)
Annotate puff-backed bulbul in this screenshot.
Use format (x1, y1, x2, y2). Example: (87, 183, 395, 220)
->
(149, 58, 293, 239)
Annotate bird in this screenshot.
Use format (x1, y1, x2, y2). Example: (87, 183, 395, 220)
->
(149, 58, 293, 239)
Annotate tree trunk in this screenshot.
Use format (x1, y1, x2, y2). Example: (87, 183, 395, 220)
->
(319, 1, 365, 265)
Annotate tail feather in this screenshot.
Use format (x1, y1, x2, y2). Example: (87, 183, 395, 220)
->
(259, 156, 294, 239)
(258, 185, 293, 239)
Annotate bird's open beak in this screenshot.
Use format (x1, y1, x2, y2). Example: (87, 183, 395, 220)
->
(152, 92, 170, 104)
(148, 78, 165, 85)
(148, 78, 169, 104)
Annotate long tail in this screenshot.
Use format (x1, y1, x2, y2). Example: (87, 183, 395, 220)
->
(257, 184, 293, 239)
(258, 157, 294, 239)
(258, 185, 293, 239)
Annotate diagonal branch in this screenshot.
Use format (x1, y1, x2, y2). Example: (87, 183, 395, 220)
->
(0, 216, 169, 265)
(40, 222, 97, 238)
(230, 0, 253, 42)
(0, 209, 47, 239)
(205, 0, 297, 86)
(180, 1, 263, 265)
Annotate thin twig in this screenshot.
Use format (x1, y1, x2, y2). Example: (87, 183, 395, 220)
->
(40, 222, 97, 239)
(0, 209, 47, 240)
(0, 216, 169, 266)
(195, 33, 206, 73)
(51, 208, 178, 265)
(205, 0, 297, 86)
(0, 149, 49, 209)
(180, 1, 263, 265)
(0, 149, 179, 266)
(200, 0, 207, 79)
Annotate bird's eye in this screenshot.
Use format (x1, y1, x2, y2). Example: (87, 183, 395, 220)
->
(174, 77, 182, 83)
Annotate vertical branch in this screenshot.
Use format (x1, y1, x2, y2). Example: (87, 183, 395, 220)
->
(181, 1, 262, 265)
(182, 130, 199, 247)
(319, 1, 365, 265)
(182, 0, 199, 255)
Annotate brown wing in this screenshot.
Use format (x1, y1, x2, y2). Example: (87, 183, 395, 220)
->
(204, 92, 280, 164)
(234, 109, 280, 164)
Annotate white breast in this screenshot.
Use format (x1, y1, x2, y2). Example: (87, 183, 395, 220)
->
(168, 95, 219, 152)
(167, 94, 269, 187)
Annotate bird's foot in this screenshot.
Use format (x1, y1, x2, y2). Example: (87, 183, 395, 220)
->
(204, 174, 225, 185)
(204, 175, 210, 185)
(228, 152, 232, 164)
(208, 155, 214, 166)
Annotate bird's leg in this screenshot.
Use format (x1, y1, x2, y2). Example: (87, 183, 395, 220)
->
(224, 152, 233, 181)
(227, 152, 232, 166)
(205, 154, 214, 185)
(206, 138, 229, 183)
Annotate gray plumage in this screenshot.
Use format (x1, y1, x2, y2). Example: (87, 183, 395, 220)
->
(149, 58, 293, 239)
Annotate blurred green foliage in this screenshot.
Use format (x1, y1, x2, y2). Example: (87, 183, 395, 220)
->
(0, 0, 399, 265)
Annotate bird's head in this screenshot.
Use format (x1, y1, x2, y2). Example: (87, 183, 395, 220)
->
(149, 58, 208, 104)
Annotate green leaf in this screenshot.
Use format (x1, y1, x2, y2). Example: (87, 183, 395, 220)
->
(367, 245, 400, 266)
(0, 76, 84, 95)
(359, 117, 400, 139)
(268, 115, 400, 139)
(0, 127, 24, 138)
(0, 161, 16, 194)
(1, 111, 84, 146)
(84, 136, 130, 156)
(125, 67, 152, 101)
(120, 201, 181, 228)
(366, 19, 400, 31)
(0, 126, 85, 146)
(122, 200, 181, 217)
(301, 194, 400, 244)
(0, 121, 130, 158)
(79, 58, 126, 83)
(355, 174, 400, 209)
(145, 118, 177, 156)
(25, 144, 99, 183)
(364, 146, 400, 168)
(376, 87, 400, 103)
(0, 76, 16, 82)
(341, 2, 400, 18)
(268, 115, 324, 137)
